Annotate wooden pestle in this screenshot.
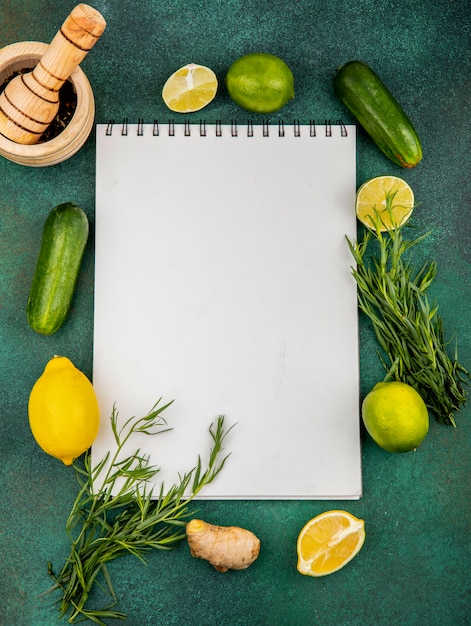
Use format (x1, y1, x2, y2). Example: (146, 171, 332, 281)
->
(0, 4, 106, 145)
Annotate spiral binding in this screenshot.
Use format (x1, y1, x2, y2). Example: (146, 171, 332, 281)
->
(105, 119, 349, 138)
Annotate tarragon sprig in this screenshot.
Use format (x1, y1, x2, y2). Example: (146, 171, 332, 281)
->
(44, 400, 233, 624)
(347, 218, 469, 426)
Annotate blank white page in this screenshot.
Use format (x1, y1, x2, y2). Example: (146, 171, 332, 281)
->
(93, 121, 361, 499)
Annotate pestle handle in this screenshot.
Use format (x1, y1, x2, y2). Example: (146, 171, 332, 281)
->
(33, 4, 107, 91)
(0, 4, 106, 144)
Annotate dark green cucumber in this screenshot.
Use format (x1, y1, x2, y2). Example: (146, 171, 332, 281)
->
(334, 60, 422, 168)
(27, 202, 89, 335)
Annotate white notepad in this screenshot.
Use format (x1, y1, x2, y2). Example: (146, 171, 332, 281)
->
(92, 121, 361, 499)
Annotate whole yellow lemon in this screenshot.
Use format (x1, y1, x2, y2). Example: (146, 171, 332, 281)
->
(28, 356, 100, 465)
(362, 381, 429, 453)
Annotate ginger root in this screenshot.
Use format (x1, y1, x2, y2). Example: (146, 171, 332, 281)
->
(186, 518, 260, 572)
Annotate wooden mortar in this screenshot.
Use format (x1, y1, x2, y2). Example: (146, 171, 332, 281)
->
(0, 3, 105, 145)
(0, 41, 95, 167)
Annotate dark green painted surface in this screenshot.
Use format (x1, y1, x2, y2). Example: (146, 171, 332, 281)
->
(0, 1, 470, 624)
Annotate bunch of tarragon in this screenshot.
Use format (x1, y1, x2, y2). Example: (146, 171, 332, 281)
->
(348, 219, 469, 426)
(44, 399, 233, 624)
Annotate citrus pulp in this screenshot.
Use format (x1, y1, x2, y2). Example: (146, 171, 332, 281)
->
(162, 63, 218, 113)
(356, 175, 414, 231)
(297, 510, 365, 577)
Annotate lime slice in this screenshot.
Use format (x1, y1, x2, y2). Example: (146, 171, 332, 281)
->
(162, 63, 218, 113)
(356, 175, 415, 231)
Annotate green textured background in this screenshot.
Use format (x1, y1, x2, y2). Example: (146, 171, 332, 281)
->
(1, 1, 470, 624)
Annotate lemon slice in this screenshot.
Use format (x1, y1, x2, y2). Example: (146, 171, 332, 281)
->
(356, 175, 415, 231)
(162, 63, 218, 113)
(297, 510, 365, 577)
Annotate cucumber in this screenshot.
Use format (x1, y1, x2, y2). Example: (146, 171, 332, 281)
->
(334, 60, 422, 168)
(27, 202, 89, 335)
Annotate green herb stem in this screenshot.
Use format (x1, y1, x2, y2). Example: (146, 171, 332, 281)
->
(44, 400, 234, 624)
(348, 221, 469, 426)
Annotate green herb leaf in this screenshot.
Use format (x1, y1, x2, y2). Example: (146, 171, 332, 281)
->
(348, 221, 469, 426)
(43, 400, 234, 623)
